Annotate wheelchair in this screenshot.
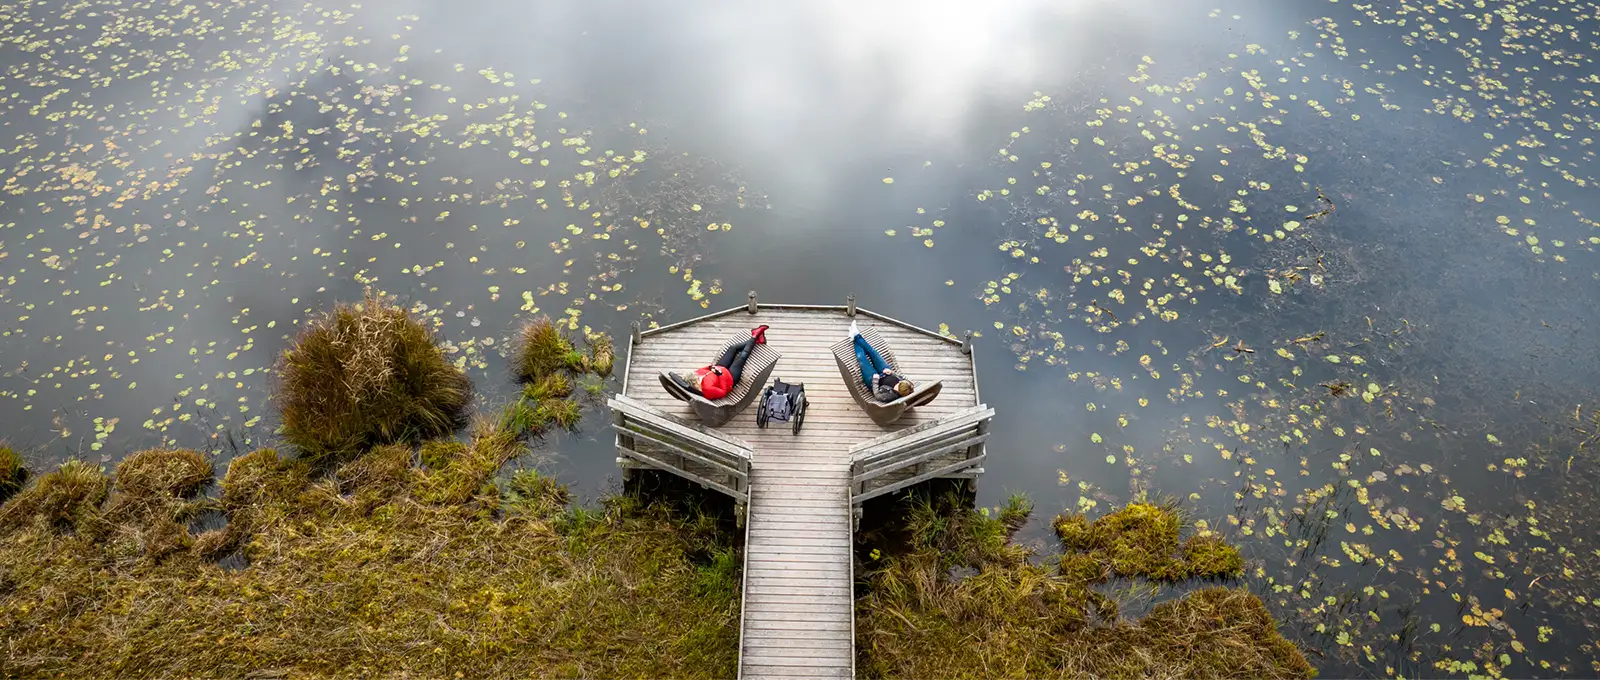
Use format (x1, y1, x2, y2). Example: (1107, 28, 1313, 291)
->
(755, 378, 807, 434)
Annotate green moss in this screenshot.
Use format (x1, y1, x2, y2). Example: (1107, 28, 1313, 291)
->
(513, 316, 572, 381)
(1053, 512, 1095, 551)
(1059, 551, 1109, 585)
(276, 290, 473, 464)
(1094, 502, 1186, 580)
(0, 459, 109, 532)
(1183, 534, 1245, 578)
(1053, 502, 1240, 582)
(335, 444, 414, 515)
(0, 402, 740, 678)
(501, 469, 569, 518)
(0, 445, 26, 505)
(419, 440, 466, 470)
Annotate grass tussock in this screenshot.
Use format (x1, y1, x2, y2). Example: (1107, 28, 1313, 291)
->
(513, 317, 573, 381)
(0, 459, 108, 532)
(513, 317, 616, 381)
(0, 401, 740, 678)
(113, 448, 212, 503)
(0, 445, 26, 504)
(277, 290, 473, 464)
(858, 494, 1310, 679)
(1052, 501, 1244, 581)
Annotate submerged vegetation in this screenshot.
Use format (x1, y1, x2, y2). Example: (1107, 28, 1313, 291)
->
(277, 291, 474, 464)
(858, 494, 1310, 679)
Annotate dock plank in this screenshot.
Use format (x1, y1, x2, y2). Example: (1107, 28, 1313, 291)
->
(617, 306, 989, 679)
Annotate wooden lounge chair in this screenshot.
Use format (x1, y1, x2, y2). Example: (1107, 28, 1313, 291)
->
(831, 326, 942, 427)
(657, 334, 780, 427)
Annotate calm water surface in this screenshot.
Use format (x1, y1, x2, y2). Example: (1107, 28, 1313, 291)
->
(2, 0, 1598, 675)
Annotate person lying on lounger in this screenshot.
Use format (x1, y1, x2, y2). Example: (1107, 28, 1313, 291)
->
(851, 321, 913, 402)
(668, 325, 768, 400)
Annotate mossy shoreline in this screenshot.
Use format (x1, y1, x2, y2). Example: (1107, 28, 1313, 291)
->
(0, 295, 1310, 678)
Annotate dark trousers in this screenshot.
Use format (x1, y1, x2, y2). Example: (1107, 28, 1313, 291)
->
(716, 337, 756, 385)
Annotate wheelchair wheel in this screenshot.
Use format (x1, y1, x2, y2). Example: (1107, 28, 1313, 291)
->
(792, 392, 807, 435)
(756, 389, 770, 429)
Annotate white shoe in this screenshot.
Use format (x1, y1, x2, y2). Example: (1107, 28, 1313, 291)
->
(848, 320, 860, 338)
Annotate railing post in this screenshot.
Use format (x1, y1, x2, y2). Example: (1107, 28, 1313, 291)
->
(968, 418, 989, 463)
(630, 320, 642, 346)
(747, 290, 758, 314)
(846, 294, 857, 317)
(961, 330, 974, 355)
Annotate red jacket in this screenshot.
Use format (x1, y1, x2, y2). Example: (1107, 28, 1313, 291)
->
(692, 365, 734, 400)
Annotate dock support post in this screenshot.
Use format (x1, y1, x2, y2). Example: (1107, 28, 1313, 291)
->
(736, 501, 747, 528)
(961, 330, 974, 355)
(846, 294, 857, 317)
(747, 290, 758, 314)
(852, 506, 862, 532)
(630, 320, 642, 346)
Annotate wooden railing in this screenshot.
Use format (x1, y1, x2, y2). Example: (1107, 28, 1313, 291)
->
(607, 394, 753, 503)
(848, 404, 994, 504)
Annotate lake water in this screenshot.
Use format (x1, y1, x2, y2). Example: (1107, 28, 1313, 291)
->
(2, 0, 1598, 675)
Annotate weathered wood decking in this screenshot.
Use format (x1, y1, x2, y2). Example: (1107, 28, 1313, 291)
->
(612, 303, 986, 679)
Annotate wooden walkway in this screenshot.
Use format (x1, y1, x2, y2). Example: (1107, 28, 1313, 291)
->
(610, 303, 989, 679)
(740, 443, 854, 678)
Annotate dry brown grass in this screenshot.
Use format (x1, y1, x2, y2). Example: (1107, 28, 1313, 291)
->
(276, 290, 473, 464)
(0, 404, 740, 679)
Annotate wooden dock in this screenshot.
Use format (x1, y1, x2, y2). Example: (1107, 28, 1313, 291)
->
(608, 301, 991, 679)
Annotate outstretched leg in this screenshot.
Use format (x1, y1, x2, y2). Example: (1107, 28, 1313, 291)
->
(717, 337, 756, 385)
(854, 334, 892, 386)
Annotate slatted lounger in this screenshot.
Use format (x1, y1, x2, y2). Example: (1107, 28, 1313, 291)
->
(657, 334, 780, 427)
(831, 326, 942, 427)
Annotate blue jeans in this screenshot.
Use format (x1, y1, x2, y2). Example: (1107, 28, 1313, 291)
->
(854, 334, 891, 388)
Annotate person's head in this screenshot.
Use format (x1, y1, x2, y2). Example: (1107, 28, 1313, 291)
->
(895, 380, 913, 397)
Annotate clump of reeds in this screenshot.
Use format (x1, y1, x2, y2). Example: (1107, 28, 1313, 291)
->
(513, 316, 573, 381)
(537, 398, 583, 431)
(276, 290, 473, 464)
(525, 373, 572, 402)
